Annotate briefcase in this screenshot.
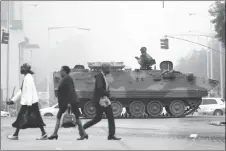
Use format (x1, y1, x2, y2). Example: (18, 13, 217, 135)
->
(61, 105, 77, 128)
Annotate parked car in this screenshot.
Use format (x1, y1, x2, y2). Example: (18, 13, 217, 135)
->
(40, 104, 59, 116)
(40, 104, 82, 117)
(196, 97, 225, 116)
(1, 110, 10, 117)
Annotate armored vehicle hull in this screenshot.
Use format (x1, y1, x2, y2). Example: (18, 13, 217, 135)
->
(53, 61, 219, 118)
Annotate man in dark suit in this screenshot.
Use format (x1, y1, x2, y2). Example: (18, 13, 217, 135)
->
(48, 66, 88, 140)
(83, 63, 121, 140)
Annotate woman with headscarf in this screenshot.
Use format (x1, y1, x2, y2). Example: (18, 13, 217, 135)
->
(6, 63, 48, 140)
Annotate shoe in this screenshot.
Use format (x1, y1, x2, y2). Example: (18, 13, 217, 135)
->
(36, 134, 48, 140)
(48, 134, 58, 140)
(77, 134, 88, 140)
(108, 135, 121, 140)
(7, 135, 18, 140)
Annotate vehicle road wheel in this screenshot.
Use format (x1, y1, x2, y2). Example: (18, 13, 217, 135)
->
(44, 113, 53, 116)
(83, 101, 96, 118)
(169, 100, 185, 117)
(129, 101, 145, 117)
(146, 101, 163, 117)
(213, 110, 223, 116)
(111, 101, 123, 118)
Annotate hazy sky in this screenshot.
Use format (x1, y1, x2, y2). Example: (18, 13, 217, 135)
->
(22, 1, 215, 83)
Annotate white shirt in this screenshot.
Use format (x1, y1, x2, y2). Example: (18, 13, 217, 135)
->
(11, 73, 39, 106)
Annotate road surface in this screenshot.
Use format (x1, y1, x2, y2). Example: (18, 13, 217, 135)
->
(1, 116, 225, 150)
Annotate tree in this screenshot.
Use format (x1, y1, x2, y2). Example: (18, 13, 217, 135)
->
(175, 39, 225, 98)
(175, 49, 208, 78)
(209, 1, 225, 46)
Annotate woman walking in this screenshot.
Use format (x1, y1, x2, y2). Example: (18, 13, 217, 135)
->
(7, 63, 47, 140)
(48, 66, 88, 140)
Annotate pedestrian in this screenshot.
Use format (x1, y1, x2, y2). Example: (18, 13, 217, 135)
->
(83, 63, 121, 140)
(6, 63, 47, 140)
(48, 66, 88, 140)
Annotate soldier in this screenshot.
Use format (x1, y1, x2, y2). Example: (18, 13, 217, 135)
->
(135, 47, 155, 69)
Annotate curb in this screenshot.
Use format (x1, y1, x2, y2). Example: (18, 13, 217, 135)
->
(209, 121, 226, 126)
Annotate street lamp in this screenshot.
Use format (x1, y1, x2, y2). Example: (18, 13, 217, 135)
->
(166, 33, 225, 98)
(188, 30, 225, 98)
(188, 30, 212, 80)
(6, 1, 11, 111)
(188, 13, 215, 84)
(47, 26, 91, 106)
(47, 26, 90, 48)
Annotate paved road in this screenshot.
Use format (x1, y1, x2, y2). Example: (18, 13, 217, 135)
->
(1, 116, 225, 150)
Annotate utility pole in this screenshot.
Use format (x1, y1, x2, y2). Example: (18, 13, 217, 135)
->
(207, 38, 210, 79)
(219, 42, 224, 98)
(46, 75, 50, 107)
(6, 1, 11, 111)
(209, 38, 214, 96)
(209, 24, 214, 80)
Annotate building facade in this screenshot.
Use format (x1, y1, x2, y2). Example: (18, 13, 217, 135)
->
(1, 1, 24, 105)
(1, 1, 40, 111)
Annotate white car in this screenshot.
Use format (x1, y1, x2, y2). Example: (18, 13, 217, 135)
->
(40, 104, 83, 116)
(1, 110, 10, 117)
(196, 97, 225, 116)
(40, 104, 59, 116)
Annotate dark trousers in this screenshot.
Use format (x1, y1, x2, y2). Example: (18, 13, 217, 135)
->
(83, 103, 115, 137)
(57, 102, 86, 136)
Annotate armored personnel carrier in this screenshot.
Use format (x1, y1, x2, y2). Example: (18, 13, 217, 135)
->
(53, 61, 219, 118)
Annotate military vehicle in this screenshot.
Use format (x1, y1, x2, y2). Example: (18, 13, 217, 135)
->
(53, 61, 219, 118)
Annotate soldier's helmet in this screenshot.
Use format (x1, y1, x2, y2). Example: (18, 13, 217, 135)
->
(140, 47, 147, 53)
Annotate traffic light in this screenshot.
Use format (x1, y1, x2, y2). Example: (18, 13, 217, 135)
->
(1, 31, 9, 44)
(160, 38, 169, 49)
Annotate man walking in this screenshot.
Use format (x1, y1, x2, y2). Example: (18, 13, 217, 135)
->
(83, 63, 121, 140)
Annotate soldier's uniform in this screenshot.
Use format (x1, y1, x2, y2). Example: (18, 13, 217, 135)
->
(137, 47, 155, 69)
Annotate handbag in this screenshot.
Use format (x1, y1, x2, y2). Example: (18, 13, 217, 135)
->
(61, 105, 77, 128)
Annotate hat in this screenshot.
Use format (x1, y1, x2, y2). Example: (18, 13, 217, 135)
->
(21, 63, 34, 74)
